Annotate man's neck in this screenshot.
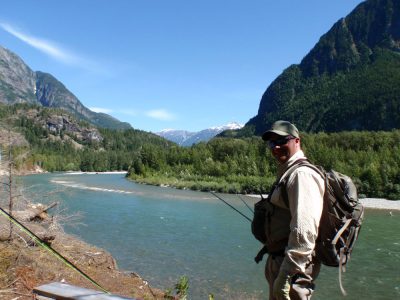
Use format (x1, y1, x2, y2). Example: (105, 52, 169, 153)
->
(277, 150, 305, 176)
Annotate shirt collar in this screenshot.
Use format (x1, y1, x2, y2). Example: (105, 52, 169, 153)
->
(277, 150, 306, 177)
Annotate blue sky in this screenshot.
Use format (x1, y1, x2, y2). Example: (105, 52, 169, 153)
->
(0, 0, 364, 133)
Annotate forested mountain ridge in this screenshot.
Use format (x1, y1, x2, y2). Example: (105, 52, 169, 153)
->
(238, 0, 400, 136)
(0, 103, 173, 172)
(0, 45, 131, 130)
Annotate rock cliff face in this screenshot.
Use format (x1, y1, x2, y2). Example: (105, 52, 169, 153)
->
(45, 114, 103, 143)
(9, 105, 104, 145)
(0, 46, 131, 130)
(0, 46, 36, 104)
(243, 0, 400, 135)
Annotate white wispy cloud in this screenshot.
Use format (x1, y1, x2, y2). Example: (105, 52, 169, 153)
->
(1, 22, 80, 64)
(89, 107, 113, 114)
(0, 22, 107, 74)
(89, 107, 174, 121)
(146, 109, 175, 121)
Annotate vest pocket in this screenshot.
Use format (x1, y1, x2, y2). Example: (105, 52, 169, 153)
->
(265, 204, 291, 252)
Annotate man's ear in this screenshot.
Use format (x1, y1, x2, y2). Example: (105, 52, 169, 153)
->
(295, 138, 301, 147)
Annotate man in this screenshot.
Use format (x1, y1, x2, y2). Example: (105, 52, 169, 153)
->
(261, 120, 325, 300)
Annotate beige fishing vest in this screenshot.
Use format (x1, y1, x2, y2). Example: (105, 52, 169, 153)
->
(263, 178, 292, 253)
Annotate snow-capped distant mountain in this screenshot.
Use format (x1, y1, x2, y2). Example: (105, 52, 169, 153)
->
(155, 129, 196, 145)
(156, 122, 244, 146)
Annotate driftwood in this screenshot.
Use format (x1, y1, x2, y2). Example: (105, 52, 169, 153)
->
(9, 202, 58, 222)
(0, 202, 58, 245)
(24, 205, 58, 245)
(29, 202, 58, 221)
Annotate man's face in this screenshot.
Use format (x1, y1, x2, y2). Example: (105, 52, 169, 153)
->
(267, 133, 300, 164)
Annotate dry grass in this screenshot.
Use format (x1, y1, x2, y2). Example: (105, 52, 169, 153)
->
(0, 226, 165, 300)
(0, 169, 167, 300)
(0, 193, 166, 300)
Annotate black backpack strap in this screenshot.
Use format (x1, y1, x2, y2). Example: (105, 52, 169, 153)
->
(254, 246, 285, 264)
(254, 246, 268, 263)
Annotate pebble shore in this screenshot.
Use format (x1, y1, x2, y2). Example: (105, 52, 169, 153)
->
(360, 198, 400, 210)
(248, 195, 400, 211)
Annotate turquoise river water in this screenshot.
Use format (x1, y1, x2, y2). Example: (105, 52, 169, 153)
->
(19, 173, 399, 299)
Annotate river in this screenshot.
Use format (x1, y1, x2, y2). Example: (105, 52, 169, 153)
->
(19, 173, 399, 299)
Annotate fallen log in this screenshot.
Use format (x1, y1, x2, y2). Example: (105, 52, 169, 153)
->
(29, 202, 58, 221)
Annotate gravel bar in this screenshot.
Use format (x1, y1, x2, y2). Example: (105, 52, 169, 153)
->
(360, 198, 400, 210)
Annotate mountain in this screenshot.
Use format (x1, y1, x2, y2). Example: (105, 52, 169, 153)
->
(237, 0, 400, 137)
(0, 45, 131, 130)
(0, 103, 104, 147)
(0, 102, 174, 173)
(156, 122, 243, 146)
(156, 129, 194, 145)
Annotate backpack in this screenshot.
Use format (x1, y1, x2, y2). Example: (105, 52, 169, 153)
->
(251, 159, 364, 295)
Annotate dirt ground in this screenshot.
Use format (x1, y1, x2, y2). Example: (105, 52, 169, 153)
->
(0, 213, 167, 300)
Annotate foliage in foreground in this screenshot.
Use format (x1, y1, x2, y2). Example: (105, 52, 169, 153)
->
(165, 276, 189, 300)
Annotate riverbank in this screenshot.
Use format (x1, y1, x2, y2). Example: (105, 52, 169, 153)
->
(0, 205, 165, 300)
(244, 194, 400, 211)
(12, 169, 400, 209)
(63, 171, 128, 175)
(359, 198, 400, 210)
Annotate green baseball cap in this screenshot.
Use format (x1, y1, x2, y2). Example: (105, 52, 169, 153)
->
(262, 120, 300, 141)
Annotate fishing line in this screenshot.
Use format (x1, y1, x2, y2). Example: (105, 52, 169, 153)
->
(0, 207, 109, 294)
(211, 192, 252, 222)
(236, 194, 254, 214)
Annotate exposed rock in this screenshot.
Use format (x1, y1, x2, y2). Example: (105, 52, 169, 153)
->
(0, 45, 131, 130)
(44, 113, 103, 143)
(0, 46, 36, 105)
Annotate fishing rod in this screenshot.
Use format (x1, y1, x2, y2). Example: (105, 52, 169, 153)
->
(211, 192, 252, 222)
(0, 206, 109, 294)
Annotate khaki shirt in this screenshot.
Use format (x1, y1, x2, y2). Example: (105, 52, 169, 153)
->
(271, 150, 324, 275)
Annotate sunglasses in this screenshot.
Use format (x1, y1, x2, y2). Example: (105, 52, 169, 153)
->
(267, 136, 295, 149)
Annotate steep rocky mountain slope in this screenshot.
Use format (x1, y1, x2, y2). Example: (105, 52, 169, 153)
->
(0, 46, 131, 130)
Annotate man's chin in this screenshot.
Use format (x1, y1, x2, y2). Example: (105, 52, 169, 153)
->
(274, 155, 288, 164)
